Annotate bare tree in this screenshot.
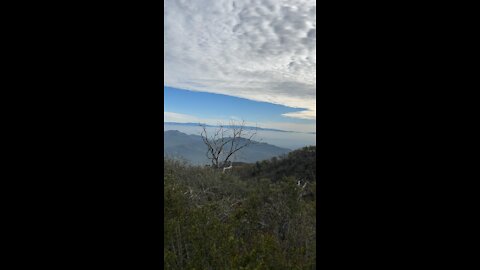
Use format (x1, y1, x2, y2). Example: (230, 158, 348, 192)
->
(200, 120, 257, 169)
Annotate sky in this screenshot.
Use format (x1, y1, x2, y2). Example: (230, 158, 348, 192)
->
(164, 0, 316, 133)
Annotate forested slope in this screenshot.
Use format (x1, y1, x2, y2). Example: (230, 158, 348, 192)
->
(235, 146, 316, 183)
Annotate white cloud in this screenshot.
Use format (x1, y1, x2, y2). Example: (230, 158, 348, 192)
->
(164, 112, 199, 122)
(164, 111, 315, 133)
(282, 110, 315, 120)
(164, 112, 228, 125)
(257, 121, 316, 133)
(164, 0, 316, 120)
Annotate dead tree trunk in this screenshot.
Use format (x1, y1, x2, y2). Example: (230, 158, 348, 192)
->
(199, 120, 257, 170)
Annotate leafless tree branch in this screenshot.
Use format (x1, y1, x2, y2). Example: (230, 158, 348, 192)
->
(199, 120, 257, 169)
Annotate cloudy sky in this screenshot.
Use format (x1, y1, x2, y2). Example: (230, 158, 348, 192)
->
(164, 0, 316, 132)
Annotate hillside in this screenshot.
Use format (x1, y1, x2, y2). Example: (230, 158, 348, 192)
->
(164, 130, 291, 165)
(235, 146, 316, 183)
(164, 155, 316, 269)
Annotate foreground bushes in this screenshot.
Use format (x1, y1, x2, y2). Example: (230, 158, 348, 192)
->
(164, 159, 316, 269)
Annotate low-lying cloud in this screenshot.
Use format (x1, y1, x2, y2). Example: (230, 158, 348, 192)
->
(164, 111, 316, 133)
(164, 0, 316, 120)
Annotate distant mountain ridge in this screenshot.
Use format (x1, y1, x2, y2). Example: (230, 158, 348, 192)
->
(164, 130, 291, 165)
(164, 122, 313, 134)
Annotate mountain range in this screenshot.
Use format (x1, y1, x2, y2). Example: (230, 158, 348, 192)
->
(164, 122, 315, 134)
(164, 130, 291, 165)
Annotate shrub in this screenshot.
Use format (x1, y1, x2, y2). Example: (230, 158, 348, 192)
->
(164, 158, 316, 269)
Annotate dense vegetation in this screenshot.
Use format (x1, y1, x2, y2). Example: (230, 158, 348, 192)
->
(164, 147, 316, 269)
(236, 146, 316, 183)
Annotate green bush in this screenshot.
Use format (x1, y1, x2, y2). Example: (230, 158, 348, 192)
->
(164, 157, 316, 269)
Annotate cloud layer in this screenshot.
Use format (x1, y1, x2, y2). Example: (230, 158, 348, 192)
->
(164, 0, 316, 120)
(164, 111, 316, 133)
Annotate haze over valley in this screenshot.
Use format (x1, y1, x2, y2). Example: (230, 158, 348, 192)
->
(164, 129, 293, 165)
(165, 122, 315, 151)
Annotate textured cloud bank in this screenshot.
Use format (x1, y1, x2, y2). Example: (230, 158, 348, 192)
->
(164, 0, 316, 120)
